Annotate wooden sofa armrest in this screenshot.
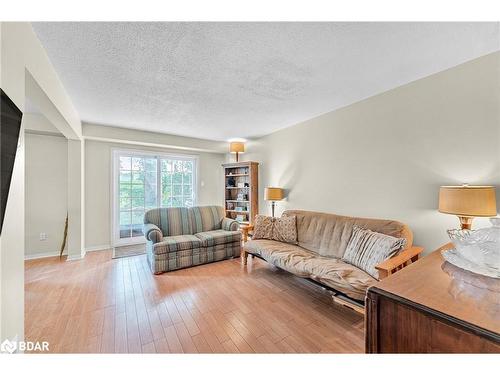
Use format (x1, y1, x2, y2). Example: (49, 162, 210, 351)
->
(376, 246, 423, 279)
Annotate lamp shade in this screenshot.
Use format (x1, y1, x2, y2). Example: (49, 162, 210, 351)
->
(438, 185, 497, 217)
(229, 142, 245, 154)
(265, 187, 284, 201)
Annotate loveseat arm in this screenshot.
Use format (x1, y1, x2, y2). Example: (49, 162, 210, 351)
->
(143, 223, 163, 244)
(222, 217, 240, 231)
(375, 246, 423, 279)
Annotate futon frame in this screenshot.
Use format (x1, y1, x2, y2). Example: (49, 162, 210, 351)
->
(245, 246, 423, 315)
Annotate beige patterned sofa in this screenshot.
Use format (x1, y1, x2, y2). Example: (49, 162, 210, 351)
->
(143, 206, 241, 274)
(243, 210, 420, 302)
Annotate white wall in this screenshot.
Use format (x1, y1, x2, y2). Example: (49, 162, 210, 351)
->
(23, 122, 228, 253)
(25, 133, 68, 258)
(84, 140, 225, 249)
(1, 22, 81, 343)
(242, 52, 500, 254)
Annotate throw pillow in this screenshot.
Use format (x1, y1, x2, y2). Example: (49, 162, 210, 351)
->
(252, 215, 274, 240)
(342, 225, 406, 279)
(252, 215, 298, 244)
(273, 215, 298, 244)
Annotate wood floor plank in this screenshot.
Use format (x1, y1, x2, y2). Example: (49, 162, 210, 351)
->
(164, 325, 184, 353)
(154, 338, 170, 353)
(173, 322, 198, 353)
(25, 251, 364, 353)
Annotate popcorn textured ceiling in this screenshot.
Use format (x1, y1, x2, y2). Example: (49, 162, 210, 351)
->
(32, 22, 500, 141)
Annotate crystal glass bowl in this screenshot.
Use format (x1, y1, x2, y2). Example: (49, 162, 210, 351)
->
(445, 218, 500, 278)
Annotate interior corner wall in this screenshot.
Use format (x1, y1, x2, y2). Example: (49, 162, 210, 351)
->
(84, 140, 225, 249)
(242, 51, 500, 254)
(25, 133, 68, 258)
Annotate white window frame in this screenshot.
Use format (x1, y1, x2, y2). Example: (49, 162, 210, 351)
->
(111, 148, 199, 247)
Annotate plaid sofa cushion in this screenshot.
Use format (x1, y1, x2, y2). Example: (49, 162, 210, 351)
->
(152, 234, 202, 255)
(195, 229, 241, 247)
(147, 242, 241, 274)
(144, 207, 192, 236)
(189, 206, 225, 233)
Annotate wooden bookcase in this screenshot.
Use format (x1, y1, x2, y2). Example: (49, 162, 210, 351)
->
(222, 161, 259, 225)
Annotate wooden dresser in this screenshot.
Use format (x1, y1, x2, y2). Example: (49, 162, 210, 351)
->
(366, 244, 500, 353)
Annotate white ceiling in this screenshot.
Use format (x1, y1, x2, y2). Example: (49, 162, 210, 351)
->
(32, 22, 500, 141)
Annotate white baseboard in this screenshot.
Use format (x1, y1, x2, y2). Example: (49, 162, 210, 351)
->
(66, 252, 85, 261)
(24, 251, 60, 260)
(85, 244, 112, 252)
(25, 244, 111, 260)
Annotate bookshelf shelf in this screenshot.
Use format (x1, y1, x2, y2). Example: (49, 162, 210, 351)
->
(222, 161, 259, 225)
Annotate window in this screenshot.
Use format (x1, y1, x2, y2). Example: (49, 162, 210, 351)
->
(113, 150, 197, 245)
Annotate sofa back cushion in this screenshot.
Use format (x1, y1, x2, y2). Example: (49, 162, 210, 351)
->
(189, 206, 225, 233)
(282, 209, 413, 259)
(144, 207, 192, 236)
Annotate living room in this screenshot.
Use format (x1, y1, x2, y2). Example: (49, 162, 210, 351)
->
(1, 1, 499, 373)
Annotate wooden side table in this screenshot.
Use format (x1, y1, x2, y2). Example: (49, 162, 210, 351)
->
(239, 224, 253, 265)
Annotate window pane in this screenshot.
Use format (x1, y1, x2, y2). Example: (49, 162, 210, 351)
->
(183, 173, 192, 184)
(131, 197, 144, 210)
(172, 197, 182, 207)
(145, 171, 157, 208)
(120, 184, 131, 198)
(162, 172, 172, 186)
(173, 184, 182, 196)
(131, 225, 143, 237)
(120, 211, 131, 225)
(131, 184, 144, 197)
(120, 198, 131, 210)
(132, 171, 144, 184)
(145, 197, 157, 210)
(132, 157, 144, 171)
(120, 156, 132, 170)
(120, 224, 131, 238)
(172, 172, 182, 184)
(131, 210, 144, 225)
(183, 197, 193, 207)
(185, 161, 193, 173)
(183, 185, 192, 196)
(163, 197, 173, 207)
(144, 158, 157, 171)
(120, 171, 131, 183)
(161, 159, 172, 173)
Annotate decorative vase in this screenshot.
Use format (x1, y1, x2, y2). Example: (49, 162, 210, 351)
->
(443, 217, 500, 278)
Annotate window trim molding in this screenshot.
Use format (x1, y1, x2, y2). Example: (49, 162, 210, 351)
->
(110, 147, 199, 247)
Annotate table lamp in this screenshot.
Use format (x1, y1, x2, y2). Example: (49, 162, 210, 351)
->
(265, 187, 284, 217)
(438, 185, 497, 229)
(229, 142, 245, 162)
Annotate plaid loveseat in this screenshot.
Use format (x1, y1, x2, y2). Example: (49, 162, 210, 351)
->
(143, 206, 241, 274)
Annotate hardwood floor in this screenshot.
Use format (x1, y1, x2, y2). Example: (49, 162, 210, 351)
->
(25, 251, 364, 353)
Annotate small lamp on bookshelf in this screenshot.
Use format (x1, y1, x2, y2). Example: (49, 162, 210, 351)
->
(265, 187, 284, 217)
(229, 142, 245, 162)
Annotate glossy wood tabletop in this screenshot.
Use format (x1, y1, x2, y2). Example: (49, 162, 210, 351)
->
(25, 250, 364, 353)
(374, 244, 500, 336)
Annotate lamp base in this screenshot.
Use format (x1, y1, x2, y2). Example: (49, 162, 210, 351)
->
(458, 216, 473, 230)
